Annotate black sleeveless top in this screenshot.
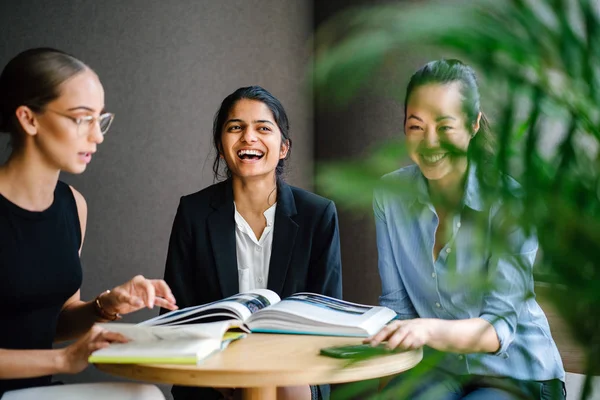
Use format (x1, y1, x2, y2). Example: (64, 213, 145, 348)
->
(0, 181, 82, 396)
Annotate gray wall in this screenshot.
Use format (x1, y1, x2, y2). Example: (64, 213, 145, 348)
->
(0, 0, 313, 392)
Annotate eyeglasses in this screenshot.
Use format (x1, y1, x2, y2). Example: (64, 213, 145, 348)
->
(41, 108, 115, 136)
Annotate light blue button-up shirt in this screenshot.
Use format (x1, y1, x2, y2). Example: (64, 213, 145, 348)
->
(374, 164, 565, 381)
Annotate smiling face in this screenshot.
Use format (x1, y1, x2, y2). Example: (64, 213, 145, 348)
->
(220, 99, 289, 182)
(405, 82, 479, 183)
(19, 68, 106, 174)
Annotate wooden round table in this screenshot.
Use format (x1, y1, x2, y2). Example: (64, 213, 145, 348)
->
(96, 333, 423, 400)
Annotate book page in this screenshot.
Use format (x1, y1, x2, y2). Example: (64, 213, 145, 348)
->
(97, 320, 246, 342)
(140, 289, 280, 326)
(284, 293, 375, 315)
(247, 293, 396, 336)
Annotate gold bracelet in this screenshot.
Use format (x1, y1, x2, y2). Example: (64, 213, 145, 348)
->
(94, 290, 122, 321)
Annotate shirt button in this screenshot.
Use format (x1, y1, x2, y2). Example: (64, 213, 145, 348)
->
(435, 302, 441, 308)
(458, 355, 464, 360)
(255, 246, 261, 252)
(445, 247, 451, 254)
(431, 272, 436, 278)
(258, 278, 264, 283)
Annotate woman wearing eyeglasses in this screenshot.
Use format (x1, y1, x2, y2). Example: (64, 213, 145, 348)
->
(0, 48, 177, 400)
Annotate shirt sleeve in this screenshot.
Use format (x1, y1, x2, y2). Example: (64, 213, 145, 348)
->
(479, 209, 538, 358)
(374, 189, 419, 320)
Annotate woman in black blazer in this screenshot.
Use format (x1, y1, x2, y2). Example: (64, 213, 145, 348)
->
(164, 86, 342, 400)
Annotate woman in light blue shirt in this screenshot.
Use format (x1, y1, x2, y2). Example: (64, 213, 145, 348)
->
(365, 59, 565, 399)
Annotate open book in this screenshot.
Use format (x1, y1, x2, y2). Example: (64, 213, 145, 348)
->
(141, 289, 396, 337)
(89, 320, 246, 365)
(89, 290, 396, 365)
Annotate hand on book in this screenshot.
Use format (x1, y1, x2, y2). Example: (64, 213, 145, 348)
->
(364, 319, 431, 351)
(103, 275, 178, 316)
(61, 325, 129, 374)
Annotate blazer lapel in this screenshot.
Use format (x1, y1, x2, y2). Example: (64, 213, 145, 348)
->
(207, 180, 239, 298)
(267, 181, 299, 294)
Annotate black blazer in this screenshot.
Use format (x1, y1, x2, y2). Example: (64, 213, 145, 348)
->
(163, 179, 342, 400)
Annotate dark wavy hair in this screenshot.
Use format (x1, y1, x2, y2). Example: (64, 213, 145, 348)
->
(211, 86, 292, 181)
(0, 48, 88, 149)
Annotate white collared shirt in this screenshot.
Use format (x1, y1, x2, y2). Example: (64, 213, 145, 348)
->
(234, 202, 277, 293)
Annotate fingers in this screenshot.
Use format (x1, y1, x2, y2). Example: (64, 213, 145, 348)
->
(86, 339, 111, 358)
(101, 331, 130, 344)
(153, 296, 179, 310)
(65, 326, 127, 374)
(89, 326, 129, 345)
(150, 279, 177, 304)
(69, 328, 108, 360)
(87, 324, 106, 341)
(111, 276, 178, 313)
(86, 329, 129, 355)
(87, 340, 110, 354)
(133, 275, 156, 308)
(113, 275, 154, 309)
(363, 320, 423, 350)
(386, 325, 410, 350)
(148, 279, 178, 310)
(366, 320, 403, 346)
(366, 320, 427, 351)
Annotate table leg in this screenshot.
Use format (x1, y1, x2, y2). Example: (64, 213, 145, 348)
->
(242, 386, 277, 400)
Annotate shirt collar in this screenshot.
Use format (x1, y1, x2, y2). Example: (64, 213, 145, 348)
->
(233, 202, 278, 230)
(410, 163, 484, 212)
(263, 203, 277, 226)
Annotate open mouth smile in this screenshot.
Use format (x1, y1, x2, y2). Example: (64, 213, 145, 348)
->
(420, 153, 448, 165)
(237, 149, 265, 161)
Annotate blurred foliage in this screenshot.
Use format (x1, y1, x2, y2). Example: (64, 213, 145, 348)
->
(313, 0, 600, 398)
